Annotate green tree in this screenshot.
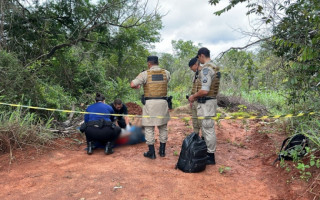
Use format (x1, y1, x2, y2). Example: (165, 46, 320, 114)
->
(218, 50, 258, 94)
(272, 0, 320, 107)
(210, 0, 320, 111)
(0, 0, 164, 119)
(158, 40, 200, 107)
(2, 0, 162, 65)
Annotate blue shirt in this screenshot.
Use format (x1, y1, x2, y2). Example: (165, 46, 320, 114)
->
(84, 102, 114, 123)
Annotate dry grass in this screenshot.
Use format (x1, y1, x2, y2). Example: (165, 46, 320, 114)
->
(0, 109, 56, 162)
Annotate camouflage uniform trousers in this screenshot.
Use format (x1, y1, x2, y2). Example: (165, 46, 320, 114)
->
(144, 124, 168, 145)
(191, 101, 202, 134)
(197, 99, 217, 153)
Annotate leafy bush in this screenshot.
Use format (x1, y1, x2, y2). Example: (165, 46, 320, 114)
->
(35, 81, 76, 120)
(0, 51, 35, 104)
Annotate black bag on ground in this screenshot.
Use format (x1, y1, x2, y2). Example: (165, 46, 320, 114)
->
(273, 134, 308, 165)
(175, 133, 208, 173)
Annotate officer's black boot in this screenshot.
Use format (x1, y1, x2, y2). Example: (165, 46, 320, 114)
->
(144, 145, 156, 159)
(87, 141, 93, 155)
(207, 153, 216, 165)
(105, 141, 114, 155)
(159, 142, 166, 157)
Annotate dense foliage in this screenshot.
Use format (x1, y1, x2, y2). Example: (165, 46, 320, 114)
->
(210, 0, 320, 176)
(209, 0, 320, 111)
(0, 0, 162, 119)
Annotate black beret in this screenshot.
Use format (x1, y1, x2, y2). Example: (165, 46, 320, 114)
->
(147, 56, 158, 63)
(188, 57, 198, 67)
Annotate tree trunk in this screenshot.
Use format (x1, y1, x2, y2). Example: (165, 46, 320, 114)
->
(0, 0, 4, 50)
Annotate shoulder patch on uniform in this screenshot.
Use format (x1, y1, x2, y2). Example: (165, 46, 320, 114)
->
(202, 76, 208, 83)
(203, 68, 209, 75)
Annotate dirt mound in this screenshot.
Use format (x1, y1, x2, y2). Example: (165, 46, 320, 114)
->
(126, 102, 142, 115)
(218, 94, 269, 115)
(170, 104, 191, 115)
(171, 95, 268, 116)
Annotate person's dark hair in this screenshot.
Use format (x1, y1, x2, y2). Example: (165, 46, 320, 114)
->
(197, 47, 210, 58)
(113, 98, 123, 105)
(150, 60, 159, 65)
(147, 56, 159, 65)
(95, 92, 105, 102)
(188, 57, 198, 67)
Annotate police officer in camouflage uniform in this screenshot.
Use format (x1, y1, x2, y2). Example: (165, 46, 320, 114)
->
(188, 47, 220, 165)
(130, 56, 171, 159)
(188, 57, 202, 136)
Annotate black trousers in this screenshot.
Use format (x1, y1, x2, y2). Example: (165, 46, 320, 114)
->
(85, 126, 121, 144)
(117, 117, 126, 129)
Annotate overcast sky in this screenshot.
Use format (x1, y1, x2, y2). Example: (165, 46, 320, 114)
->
(148, 0, 256, 58)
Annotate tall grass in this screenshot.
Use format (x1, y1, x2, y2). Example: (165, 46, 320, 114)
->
(298, 118, 320, 149)
(221, 89, 287, 114)
(0, 107, 55, 158)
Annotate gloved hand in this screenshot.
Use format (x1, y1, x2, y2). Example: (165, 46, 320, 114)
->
(126, 123, 131, 131)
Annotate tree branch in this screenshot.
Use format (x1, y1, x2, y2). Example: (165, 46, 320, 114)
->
(14, 0, 31, 15)
(24, 0, 162, 67)
(216, 37, 272, 59)
(24, 42, 74, 67)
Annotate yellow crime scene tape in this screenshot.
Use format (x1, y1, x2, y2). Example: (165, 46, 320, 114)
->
(0, 102, 318, 121)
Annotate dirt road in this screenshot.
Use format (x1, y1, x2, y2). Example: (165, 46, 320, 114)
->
(0, 116, 316, 200)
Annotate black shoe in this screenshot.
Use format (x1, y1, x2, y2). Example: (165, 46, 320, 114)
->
(87, 142, 93, 155)
(206, 153, 216, 165)
(105, 142, 114, 155)
(144, 145, 156, 159)
(159, 142, 166, 157)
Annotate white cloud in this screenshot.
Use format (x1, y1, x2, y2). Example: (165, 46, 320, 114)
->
(148, 0, 255, 57)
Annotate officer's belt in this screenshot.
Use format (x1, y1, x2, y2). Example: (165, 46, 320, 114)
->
(145, 97, 167, 100)
(199, 97, 216, 100)
(197, 96, 216, 103)
(86, 119, 113, 128)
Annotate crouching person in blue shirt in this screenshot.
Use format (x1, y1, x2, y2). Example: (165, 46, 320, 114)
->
(81, 92, 121, 155)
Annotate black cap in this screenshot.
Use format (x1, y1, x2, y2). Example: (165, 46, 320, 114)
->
(188, 57, 198, 67)
(147, 56, 158, 63)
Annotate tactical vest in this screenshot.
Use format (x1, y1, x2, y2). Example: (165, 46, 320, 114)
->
(205, 63, 220, 98)
(144, 69, 168, 97)
(191, 71, 202, 95)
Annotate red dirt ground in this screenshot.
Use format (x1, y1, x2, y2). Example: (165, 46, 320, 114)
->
(0, 104, 318, 200)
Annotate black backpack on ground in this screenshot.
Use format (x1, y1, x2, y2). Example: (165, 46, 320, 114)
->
(175, 133, 208, 173)
(273, 134, 308, 165)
